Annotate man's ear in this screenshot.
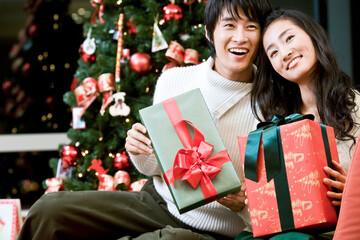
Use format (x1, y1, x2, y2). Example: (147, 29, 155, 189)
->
(205, 26, 211, 42)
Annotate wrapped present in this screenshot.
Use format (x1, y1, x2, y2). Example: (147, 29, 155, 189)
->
(139, 88, 241, 214)
(0, 199, 23, 240)
(238, 114, 338, 237)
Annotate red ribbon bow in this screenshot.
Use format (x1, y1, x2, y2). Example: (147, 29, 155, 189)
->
(162, 98, 231, 201)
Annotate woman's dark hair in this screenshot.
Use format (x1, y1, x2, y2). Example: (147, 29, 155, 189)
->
(204, 0, 272, 58)
(251, 8, 357, 144)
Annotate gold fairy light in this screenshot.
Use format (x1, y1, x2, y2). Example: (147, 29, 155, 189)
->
(75, 142, 80, 147)
(99, 137, 103, 141)
(50, 64, 55, 71)
(53, 23, 59, 30)
(42, 65, 47, 71)
(38, 55, 43, 61)
(64, 63, 70, 69)
(53, 14, 59, 21)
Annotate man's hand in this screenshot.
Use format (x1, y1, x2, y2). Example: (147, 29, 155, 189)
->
(125, 123, 153, 155)
(323, 160, 347, 206)
(217, 186, 247, 212)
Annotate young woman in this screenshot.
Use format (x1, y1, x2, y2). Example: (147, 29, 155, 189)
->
(234, 8, 360, 240)
(252, 8, 360, 207)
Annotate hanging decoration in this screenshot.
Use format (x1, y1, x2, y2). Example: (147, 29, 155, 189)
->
(60, 145, 80, 166)
(98, 73, 115, 115)
(115, 13, 124, 84)
(109, 92, 130, 117)
(129, 179, 148, 191)
(113, 151, 130, 170)
(126, 18, 137, 34)
(151, 15, 168, 53)
(88, 159, 109, 176)
(79, 28, 96, 63)
(129, 52, 152, 74)
(90, 0, 106, 24)
(97, 170, 131, 191)
(163, 41, 199, 71)
(163, 0, 183, 21)
(73, 74, 115, 116)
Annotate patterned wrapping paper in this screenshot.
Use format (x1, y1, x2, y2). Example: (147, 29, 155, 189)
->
(139, 88, 241, 214)
(238, 117, 338, 237)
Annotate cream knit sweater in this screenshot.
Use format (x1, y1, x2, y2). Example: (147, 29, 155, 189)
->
(129, 57, 257, 238)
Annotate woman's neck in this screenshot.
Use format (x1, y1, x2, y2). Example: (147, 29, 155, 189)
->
(298, 83, 320, 122)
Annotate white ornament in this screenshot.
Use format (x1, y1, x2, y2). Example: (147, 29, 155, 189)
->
(109, 92, 130, 117)
(83, 28, 96, 55)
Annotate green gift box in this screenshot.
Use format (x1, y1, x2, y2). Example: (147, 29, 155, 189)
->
(139, 88, 241, 214)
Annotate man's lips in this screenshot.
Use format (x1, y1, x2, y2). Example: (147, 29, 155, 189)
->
(229, 48, 249, 55)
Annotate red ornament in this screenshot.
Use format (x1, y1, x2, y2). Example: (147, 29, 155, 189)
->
(163, 3, 183, 21)
(79, 45, 96, 63)
(114, 151, 130, 170)
(60, 145, 80, 166)
(129, 52, 152, 74)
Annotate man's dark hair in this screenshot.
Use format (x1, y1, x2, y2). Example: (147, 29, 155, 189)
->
(204, 0, 272, 58)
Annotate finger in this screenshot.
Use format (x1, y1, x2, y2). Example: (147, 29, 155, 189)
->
(125, 141, 153, 155)
(331, 160, 348, 176)
(127, 127, 152, 147)
(323, 166, 346, 183)
(125, 134, 153, 155)
(323, 178, 345, 192)
(332, 200, 342, 207)
(327, 190, 343, 200)
(132, 123, 147, 134)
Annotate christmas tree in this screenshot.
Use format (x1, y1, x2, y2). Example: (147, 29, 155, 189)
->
(2, 0, 83, 134)
(48, 0, 210, 192)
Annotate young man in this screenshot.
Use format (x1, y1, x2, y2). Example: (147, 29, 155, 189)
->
(18, 1, 272, 239)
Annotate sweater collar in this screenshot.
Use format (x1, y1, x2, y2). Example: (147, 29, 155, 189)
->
(199, 57, 254, 113)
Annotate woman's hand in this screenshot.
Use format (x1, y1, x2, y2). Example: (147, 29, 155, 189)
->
(217, 186, 247, 212)
(125, 123, 153, 156)
(323, 160, 347, 206)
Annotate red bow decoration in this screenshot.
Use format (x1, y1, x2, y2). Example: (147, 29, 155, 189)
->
(74, 73, 115, 117)
(162, 98, 231, 201)
(162, 41, 199, 72)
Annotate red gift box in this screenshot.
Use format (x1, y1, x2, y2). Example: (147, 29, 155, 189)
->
(238, 115, 338, 237)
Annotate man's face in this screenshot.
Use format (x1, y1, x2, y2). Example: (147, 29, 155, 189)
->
(209, 7, 261, 82)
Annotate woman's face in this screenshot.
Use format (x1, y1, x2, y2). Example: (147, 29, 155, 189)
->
(262, 19, 317, 85)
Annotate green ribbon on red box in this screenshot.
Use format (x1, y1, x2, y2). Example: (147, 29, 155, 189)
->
(162, 97, 231, 202)
(244, 113, 315, 182)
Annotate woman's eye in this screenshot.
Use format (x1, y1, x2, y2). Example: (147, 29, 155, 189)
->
(286, 35, 294, 42)
(270, 50, 278, 58)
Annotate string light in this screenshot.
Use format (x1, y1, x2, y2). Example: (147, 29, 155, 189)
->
(75, 142, 80, 147)
(50, 64, 55, 71)
(64, 63, 70, 69)
(42, 65, 47, 71)
(99, 137, 103, 141)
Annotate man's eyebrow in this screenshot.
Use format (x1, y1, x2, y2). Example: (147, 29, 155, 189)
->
(265, 28, 291, 53)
